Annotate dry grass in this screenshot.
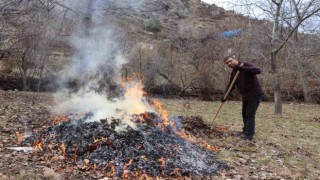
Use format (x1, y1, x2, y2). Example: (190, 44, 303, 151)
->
(161, 98, 320, 179)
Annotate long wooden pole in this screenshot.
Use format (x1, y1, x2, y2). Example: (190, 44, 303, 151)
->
(211, 70, 241, 124)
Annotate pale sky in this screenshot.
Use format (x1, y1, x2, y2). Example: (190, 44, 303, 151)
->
(201, 0, 265, 19)
(201, 0, 230, 8)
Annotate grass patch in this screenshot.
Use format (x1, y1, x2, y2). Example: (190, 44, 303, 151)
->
(160, 99, 320, 178)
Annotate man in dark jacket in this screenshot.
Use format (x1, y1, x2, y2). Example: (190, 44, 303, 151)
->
(222, 55, 264, 141)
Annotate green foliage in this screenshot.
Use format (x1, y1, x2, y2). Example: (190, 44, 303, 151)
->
(144, 15, 163, 33)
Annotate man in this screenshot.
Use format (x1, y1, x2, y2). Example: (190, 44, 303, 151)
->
(222, 55, 264, 141)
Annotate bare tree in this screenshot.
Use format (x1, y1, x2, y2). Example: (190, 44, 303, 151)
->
(232, 0, 320, 115)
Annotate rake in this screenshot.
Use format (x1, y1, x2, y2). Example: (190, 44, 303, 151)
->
(211, 69, 241, 124)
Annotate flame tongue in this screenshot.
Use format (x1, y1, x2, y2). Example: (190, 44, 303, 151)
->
(15, 132, 25, 144)
(152, 100, 171, 126)
(60, 142, 66, 158)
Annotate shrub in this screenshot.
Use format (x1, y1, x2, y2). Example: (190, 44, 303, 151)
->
(144, 15, 163, 33)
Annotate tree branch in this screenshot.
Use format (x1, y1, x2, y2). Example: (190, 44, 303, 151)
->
(274, 6, 320, 54)
(50, 0, 83, 16)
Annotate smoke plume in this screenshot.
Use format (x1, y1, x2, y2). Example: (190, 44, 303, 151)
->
(53, 0, 151, 130)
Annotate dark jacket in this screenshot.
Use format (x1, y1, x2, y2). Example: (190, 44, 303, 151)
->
(226, 61, 264, 100)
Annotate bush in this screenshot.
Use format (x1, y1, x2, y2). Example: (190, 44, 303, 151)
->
(144, 15, 163, 33)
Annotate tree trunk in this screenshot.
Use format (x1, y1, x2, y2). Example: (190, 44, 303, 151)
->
(270, 0, 283, 115)
(295, 58, 311, 102)
(271, 52, 282, 115)
(22, 71, 28, 91)
(292, 14, 311, 103)
(37, 68, 44, 92)
(83, 0, 95, 36)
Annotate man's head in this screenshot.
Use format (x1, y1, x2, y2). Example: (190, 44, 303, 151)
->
(223, 55, 239, 68)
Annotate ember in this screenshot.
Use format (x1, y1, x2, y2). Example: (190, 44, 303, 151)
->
(15, 131, 25, 144)
(23, 113, 226, 178)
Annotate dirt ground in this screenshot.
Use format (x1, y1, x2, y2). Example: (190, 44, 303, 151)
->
(0, 90, 320, 179)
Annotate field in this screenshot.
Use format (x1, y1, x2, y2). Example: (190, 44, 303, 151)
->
(162, 98, 320, 179)
(0, 91, 319, 179)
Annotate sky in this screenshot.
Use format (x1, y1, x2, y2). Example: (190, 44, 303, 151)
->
(201, 0, 265, 19)
(201, 0, 231, 9)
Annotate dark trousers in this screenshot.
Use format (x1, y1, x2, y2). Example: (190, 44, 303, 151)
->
(242, 94, 262, 137)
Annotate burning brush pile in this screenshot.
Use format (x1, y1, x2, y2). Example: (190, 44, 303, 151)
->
(15, 17, 227, 178)
(22, 110, 226, 179)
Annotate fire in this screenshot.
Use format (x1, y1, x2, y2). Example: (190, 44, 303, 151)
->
(141, 113, 150, 120)
(60, 142, 66, 158)
(152, 99, 172, 126)
(138, 144, 144, 150)
(33, 140, 43, 151)
(217, 125, 228, 131)
(120, 79, 150, 116)
(107, 165, 116, 177)
(93, 137, 108, 143)
(122, 159, 133, 179)
(176, 131, 196, 142)
(83, 159, 90, 169)
(102, 163, 110, 171)
(201, 142, 219, 152)
(123, 170, 130, 179)
(124, 81, 146, 97)
(123, 159, 133, 171)
(15, 132, 25, 144)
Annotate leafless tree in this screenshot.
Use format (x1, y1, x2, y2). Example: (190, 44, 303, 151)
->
(231, 0, 320, 115)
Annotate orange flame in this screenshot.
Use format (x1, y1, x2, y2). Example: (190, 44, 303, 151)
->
(217, 125, 228, 131)
(138, 144, 144, 150)
(107, 165, 116, 177)
(124, 81, 146, 97)
(123, 170, 130, 179)
(33, 140, 43, 151)
(60, 142, 66, 158)
(93, 137, 108, 144)
(102, 163, 110, 171)
(15, 132, 25, 144)
(123, 159, 133, 171)
(201, 142, 219, 152)
(141, 113, 150, 120)
(152, 100, 172, 126)
(176, 131, 196, 142)
(83, 159, 90, 169)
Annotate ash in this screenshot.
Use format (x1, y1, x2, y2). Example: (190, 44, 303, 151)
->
(24, 112, 226, 178)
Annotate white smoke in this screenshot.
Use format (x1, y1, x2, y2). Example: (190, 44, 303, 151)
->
(53, 0, 153, 131)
